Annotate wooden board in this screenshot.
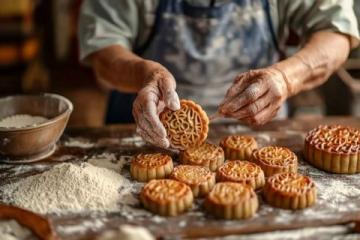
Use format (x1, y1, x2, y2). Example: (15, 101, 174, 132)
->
(1, 117, 360, 239)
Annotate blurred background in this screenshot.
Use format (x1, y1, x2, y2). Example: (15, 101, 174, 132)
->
(0, 0, 359, 127)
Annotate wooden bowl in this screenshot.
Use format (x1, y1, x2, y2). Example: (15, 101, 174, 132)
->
(0, 93, 73, 163)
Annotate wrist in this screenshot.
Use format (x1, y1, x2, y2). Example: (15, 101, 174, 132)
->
(271, 56, 311, 97)
(137, 60, 162, 82)
(270, 66, 293, 98)
(138, 60, 175, 88)
(114, 59, 162, 90)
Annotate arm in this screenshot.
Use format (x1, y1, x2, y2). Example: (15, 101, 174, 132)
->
(79, 0, 179, 148)
(90, 45, 159, 93)
(277, 0, 358, 94)
(219, 0, 359, 125)
(273, 31, 351, 97)
(90, 45, 180, 148)
(219, 31, 351, 125)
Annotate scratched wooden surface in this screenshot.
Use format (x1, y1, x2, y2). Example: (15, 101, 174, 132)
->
(1, 117, 360, 239)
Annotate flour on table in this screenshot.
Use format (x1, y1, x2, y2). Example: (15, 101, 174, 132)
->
(63, 137, 95, 148)
(298, 162, 360, 210)
(57, 218, 106, 236)
(319, 179, 360, 200)
(226, 124, 251, 134)
(0, 220, 34, 240)
(0, 114, 48, 128)
(120, 136, 146, 147)
(223, 225, 349, 240)
(316, 178, 360, 209)
(254, 133, 272, 145)
(0, 162, 135, 214)
(88, 153, 129, 173)
(64, 135, 145, 149)
(97, 225, 155, 240)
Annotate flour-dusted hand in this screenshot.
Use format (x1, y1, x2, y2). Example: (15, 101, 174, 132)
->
(133, 61, 180, 148)
(219, 31, 353, 126)
(219, 68, 291, 125)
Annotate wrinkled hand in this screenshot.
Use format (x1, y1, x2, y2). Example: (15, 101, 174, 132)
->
(132, 61, 180, 148)
(219, 68, 290, 125)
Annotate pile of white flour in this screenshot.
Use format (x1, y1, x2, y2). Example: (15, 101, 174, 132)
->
(0, 162, 132, 214)
(88, 153, 127, 173)
(0, 220, 34, 240)
(0, 114, 48, 128)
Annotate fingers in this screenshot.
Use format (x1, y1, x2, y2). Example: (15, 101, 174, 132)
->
(142, 97, 167, 138)
(135, 127, 153, 144)
(135, 110, 169, 148)
(157, 101, 166, 114)
(133, 89, 169, 148)
(242, 105, 280, 126)
(164, 89, 180, 111)
(157, 72, 180, 111)
(221, 70, 263, 105)
(231, 93, 273, 119)
(136, 127, 170, 148)
(220, 81, 268, 114)
(219, 68, 289, 123)
(222, 73, 249, 101)
(133, 65, 180, 149)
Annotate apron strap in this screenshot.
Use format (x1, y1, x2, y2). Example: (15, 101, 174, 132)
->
(262, 0, 284, 58)
(134, 0, 168, 55)
(111, 0, 169, 124)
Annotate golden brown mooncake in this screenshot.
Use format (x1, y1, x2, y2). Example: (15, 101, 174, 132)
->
(304, 125, 360, 174)
(180, 142, 224, 171)
(140, 179, 193, 216)
(130, 153, 173, 182)
(217, 160, 265, 190)
(170, 165, 216, 197)
(252, 146, 298, 177)
(160, 99, 209, 150)
(263, 172, 316, 210)
(204, 182, 258, 219)
(220, 135, 257, 160)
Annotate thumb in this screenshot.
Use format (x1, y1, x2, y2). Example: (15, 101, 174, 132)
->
(159, 73, 180, 111)
(164, 89, 180, 111)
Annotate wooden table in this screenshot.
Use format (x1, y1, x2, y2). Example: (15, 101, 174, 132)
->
(1, 117, 360, 239)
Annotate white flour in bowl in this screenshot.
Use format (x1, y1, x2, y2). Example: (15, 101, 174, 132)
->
(0, 162, 135, 214)
(0, 220, 34, 240)
(0, 114, 48, 128)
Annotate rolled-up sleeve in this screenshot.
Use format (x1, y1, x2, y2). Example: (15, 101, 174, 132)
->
(281, 0, 360, 48)
(78, 0, 140, 63)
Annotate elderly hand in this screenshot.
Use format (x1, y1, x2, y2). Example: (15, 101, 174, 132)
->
(132, 61, 180, 148)
(219, 68, 291, 125)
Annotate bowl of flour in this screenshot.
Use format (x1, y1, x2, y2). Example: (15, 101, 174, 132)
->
(0, 93, 73, 163)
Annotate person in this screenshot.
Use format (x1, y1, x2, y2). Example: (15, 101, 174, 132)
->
(79, 0, 359, 148)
